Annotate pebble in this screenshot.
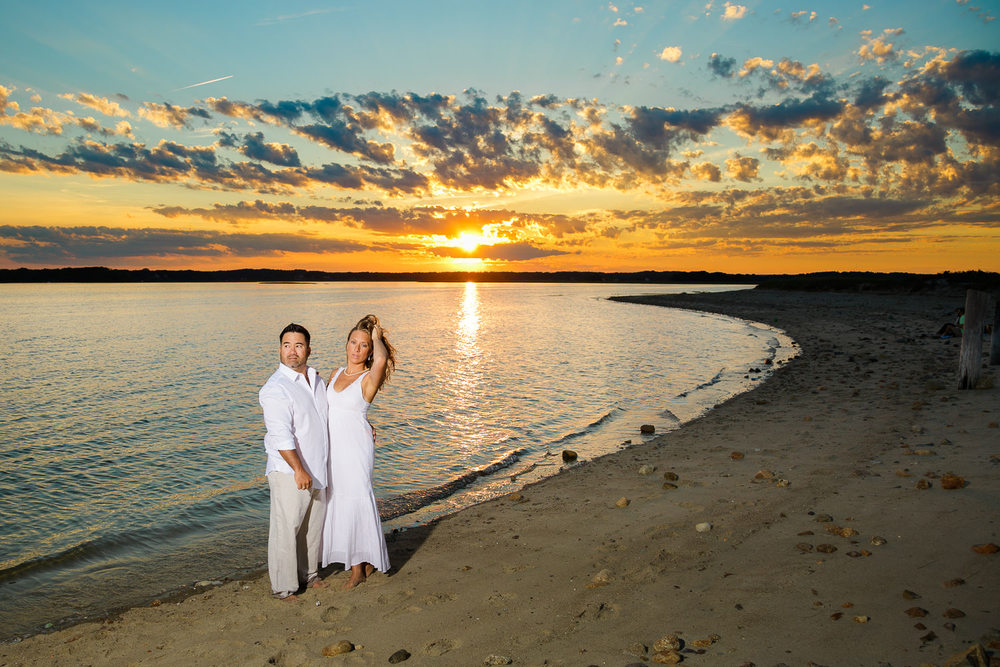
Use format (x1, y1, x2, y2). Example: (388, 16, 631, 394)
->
(826, 525, 859, 538)
(905, 607, 928, 617)
(388, 649, 411, 663)
(943, 608, 965, 618)
(870, 536, 888, 546)
(795, 543, 813, 552)
(915, 479, 932, 490)
(853, 615, 870, 623)
(322, 640, 355, 656)
(562, 449, 578, 462)
(616, 497, 631, 508)
(652, 635, 680, 651)
(813, 514, 834, 523)
(663, 472, 679, 481)
(902, 590, 920, 599)
(639, 464, 656, 475)
(625, 642, 648, 656)
(972, 543, 999, 554)
(484, 655, 513, 665)
(816, 544, 837, 553)
(651, 649, 682, 664)
(730, 451, 745, 460)
(940, 474, 966, 489)
(695, 522, 712, 533)
(507, 493, 524, 502)
(775, 479, 790, 487)
(944, 578, 965, 588)
(194, 580, 222, 588)
(754, 469, 774, 480)
(640, 424, 655, 434)
(588, 569, 613, 588)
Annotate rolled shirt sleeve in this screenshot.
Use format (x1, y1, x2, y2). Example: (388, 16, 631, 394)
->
(259, 384, 297, 452)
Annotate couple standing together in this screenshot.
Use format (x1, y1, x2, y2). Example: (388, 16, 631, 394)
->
(258, 315, 396, 599)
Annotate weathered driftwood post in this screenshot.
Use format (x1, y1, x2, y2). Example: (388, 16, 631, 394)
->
(958, 289, 990, 389)
(991, 297, 1000, 366)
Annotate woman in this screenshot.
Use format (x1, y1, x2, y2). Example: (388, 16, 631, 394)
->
(321, 314, 396, 589)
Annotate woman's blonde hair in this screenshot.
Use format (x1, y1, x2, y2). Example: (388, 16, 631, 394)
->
(349, 314, 396, 382)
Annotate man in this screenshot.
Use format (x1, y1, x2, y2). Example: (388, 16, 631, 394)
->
(259, 323, 329, 599)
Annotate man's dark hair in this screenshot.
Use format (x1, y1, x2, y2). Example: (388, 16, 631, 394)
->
(279, 322, 310, 345)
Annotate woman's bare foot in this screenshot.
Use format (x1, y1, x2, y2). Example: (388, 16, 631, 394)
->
(311, 579, 329, 589)
(342, 564, 366, 590)
(364, 563, 375, 578)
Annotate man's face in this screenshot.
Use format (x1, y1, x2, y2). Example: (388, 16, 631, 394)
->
(280, 332, 310, 373)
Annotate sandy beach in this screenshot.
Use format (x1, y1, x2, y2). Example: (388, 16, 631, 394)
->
(2, 288, 997, 666)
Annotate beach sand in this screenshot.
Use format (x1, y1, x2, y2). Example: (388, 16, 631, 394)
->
(2, 288, 998, 666)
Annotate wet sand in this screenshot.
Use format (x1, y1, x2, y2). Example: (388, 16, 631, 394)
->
(2, 288, 998, 666)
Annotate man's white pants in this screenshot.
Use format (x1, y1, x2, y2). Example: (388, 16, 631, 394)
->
(267, 472, 325, 597)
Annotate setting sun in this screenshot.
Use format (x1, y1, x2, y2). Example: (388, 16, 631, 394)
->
(456, 233, 481, 253)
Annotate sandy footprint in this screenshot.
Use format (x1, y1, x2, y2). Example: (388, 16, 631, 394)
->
(423, 638, 459, 656)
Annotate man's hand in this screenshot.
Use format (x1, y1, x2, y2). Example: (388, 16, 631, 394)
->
(293, 468, 313, 490)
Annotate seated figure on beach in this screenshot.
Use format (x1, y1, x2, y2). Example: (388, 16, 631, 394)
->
(936, 307, 964, 338)
(321, 314, 396, 589)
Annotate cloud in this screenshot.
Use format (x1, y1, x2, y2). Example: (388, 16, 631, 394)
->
(726, 155, 760, 181)
(722, 2, 747, 20)
(59, 93, 131, 118)
(138, 102, 212, 129)
(0, 225, 369, 262)
(707, 53, 738, 78)
(658, 46, 683, 63)
(218, 131, 301, 167)
(431, 241, 570, 261)
(858, 28, 904, 63)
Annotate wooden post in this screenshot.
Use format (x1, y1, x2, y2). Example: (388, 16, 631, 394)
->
(958, 289, 989, 389)
(991, 298, 1000, 366)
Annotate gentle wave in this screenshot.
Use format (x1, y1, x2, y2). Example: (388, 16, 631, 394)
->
(547, 408, 620, 446)
(378, 448, 526, 521)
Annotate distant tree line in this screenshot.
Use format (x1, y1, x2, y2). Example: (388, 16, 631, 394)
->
(0, 266, 997, 293)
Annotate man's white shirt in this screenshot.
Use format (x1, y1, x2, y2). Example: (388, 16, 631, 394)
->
(259, 364, 329, 489)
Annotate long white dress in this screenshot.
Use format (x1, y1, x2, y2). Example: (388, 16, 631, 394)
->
(321, 369, 390, 572)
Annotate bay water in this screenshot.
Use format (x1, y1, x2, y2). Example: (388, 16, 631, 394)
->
(0, 281, 795, 639)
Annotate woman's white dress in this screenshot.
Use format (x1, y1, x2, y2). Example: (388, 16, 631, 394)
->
(321, 369, 390, 572)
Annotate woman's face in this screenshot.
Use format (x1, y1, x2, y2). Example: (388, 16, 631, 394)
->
(346, 329, 372, 366)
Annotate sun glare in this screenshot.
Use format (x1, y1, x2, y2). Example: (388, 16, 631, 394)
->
(457, 232, 480, 253)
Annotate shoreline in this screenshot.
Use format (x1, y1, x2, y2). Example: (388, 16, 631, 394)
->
(2, 288, 997, 665)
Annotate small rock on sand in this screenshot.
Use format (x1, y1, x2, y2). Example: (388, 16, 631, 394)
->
(322, 640, 355, 656)
(663, 472, 679, 481)
(562, 449, 577, 462)
(730, 451, 744, 460)
(388, 648, 411, 663)
(484, 655, 513, 665)
(639, 464, 656, 475)
(652, 634, 681, 651)
(651, 649, 682, 664)
(640, 424, 655, 434)
(616, 497, 631, 508)
(695, 522, 712, 533)
(940, 474, 966, 489)
(587, 569, 613, 588)
(972, 543, 999, 554)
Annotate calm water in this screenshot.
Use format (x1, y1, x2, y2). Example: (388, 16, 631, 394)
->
(0, 282, 795, 639)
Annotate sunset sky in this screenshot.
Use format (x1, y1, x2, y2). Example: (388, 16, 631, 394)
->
(1, 1, 998, 273)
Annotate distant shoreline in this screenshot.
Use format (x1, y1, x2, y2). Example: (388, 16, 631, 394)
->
(2, 266, 998, 292)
